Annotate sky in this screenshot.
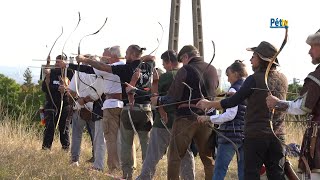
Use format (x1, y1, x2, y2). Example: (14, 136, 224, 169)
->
(0, 0, 319, 87)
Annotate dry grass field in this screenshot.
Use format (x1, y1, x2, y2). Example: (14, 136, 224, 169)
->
(0, 107, 306, 179)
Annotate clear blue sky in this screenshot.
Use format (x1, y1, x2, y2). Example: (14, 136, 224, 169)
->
(0, 0, 319, 86)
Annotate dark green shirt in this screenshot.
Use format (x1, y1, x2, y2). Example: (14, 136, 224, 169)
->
(153, 69, 178, 128)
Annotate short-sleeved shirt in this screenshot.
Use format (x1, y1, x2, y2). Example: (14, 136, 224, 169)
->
(94, 61, 124, 109)
(111, 60, 154, 104)
(153, 69, 178, 128)
(69, 71, 97, 110)
(42, 69, 74, 109)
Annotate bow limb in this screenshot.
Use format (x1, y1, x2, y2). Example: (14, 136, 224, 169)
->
(62, 12, 81, 57)
(264, 28, 288, 121)
(56, 12, 81, 129)
(148, 22, 164, 56)
(45, 27, 63, 115)
(77, 17, 108, 100)
(124, 70, 141, 135)
(135, 22, 164, 71)
(56, 72, 71, 130)
(265, 28, 292, 150)
(265, 28, 288, 92)
(127, 69, 141, 110)
(127, 109, 138, 135)
(65, 12, 81, 98)
(198, 40, 216, 113)
(72, 17, 107, 124)
(209, 124, 240, 162)
(204, 41, 216, 76)
(47, 27, 64, 61)
(182, 82, 200, 117)
(77, 17, 108, 56)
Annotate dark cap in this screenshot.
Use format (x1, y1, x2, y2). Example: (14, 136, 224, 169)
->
(177, 45, 199, 62)
(246, 41, 279, 66)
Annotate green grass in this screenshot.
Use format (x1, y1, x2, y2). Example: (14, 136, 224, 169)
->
(0, 109, 305, 179)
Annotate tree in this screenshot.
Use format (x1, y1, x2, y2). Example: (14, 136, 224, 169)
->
(23, 68, 33, 87)
(0, 73, 21, 115)
(0, 73, 45, 122)
(287, 78, 303, 101)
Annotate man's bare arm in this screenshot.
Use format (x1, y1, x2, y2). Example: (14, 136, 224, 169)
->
(76, 55, 112, 73)
(86, 59, 112, 73)
(68, 90, 78, 98)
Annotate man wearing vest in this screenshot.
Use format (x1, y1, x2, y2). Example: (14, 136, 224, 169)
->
(267, 29, 320, 180)
(151, 45, 218, 180)
(197, 41, 288, 180)
(136, 50, 195, 180)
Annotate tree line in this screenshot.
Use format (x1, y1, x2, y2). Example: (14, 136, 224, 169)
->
(0, 68, 45, 123)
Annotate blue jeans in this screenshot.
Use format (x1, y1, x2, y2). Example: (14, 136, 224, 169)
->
(212, 142, 244, 180)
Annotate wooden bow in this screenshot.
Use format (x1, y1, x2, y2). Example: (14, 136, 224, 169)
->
(264, 27, 288, 137)
(56, 12, 81, 129)
(45, 27, 63, 114)
(76, 17, 108, 98)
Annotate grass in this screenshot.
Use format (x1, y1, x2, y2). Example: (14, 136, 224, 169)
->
(0, 109, 306, 179)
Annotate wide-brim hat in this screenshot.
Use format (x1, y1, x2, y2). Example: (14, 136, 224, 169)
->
(306, 29, 320, 45)
(246, 41, 279, 66)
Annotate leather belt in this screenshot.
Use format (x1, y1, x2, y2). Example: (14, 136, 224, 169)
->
(123, 103, 151, 111)
(105, 93, 122, 100)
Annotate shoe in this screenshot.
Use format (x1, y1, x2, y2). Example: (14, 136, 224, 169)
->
(86, 157, 95, 163)
(107, 167, 120, 174)
(122, 172, 133, 180)
(260, 164, 266, 175)
(61, 146, 69, 152)
(41, 146, 51, 151)
(88, 166, 103, 172)
(70, 161, 79, 167)
(121, 176, 132, 180)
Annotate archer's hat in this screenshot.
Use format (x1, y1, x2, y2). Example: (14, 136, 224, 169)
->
(306, 29, 320, 45)
(246, 41, 279, 66)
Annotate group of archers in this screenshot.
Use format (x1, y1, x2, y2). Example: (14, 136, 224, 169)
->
(41, 29, 320, 180)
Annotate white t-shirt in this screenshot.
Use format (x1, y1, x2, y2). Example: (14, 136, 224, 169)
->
(69, 71, 98, 110)
(93, 61, 124, 109)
